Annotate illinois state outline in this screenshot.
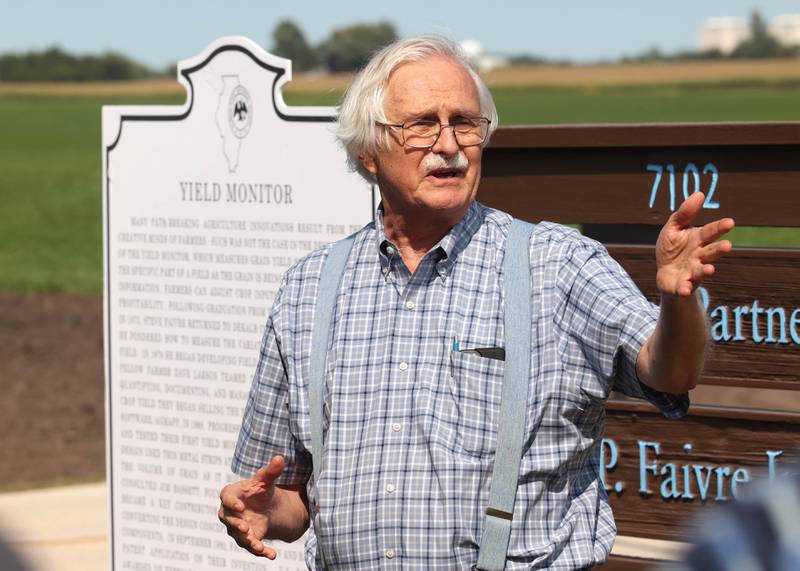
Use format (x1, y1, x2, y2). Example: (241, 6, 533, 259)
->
(215, 75, 252, 173)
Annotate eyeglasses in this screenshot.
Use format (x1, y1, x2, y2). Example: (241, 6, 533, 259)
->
(376, 117, 491, 149)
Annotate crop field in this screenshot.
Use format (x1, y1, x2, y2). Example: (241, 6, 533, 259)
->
(1, 59, 800, 292)
(0, 93, 184, 292)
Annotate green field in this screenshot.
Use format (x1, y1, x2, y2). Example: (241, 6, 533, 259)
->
(0, 94, 182, 292)
(286, 82, 800, 124)
(2, 83, 799, 292)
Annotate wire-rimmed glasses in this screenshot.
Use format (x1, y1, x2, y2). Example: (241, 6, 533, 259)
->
(377, 117, 491, 149)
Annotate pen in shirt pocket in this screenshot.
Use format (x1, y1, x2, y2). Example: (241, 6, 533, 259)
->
(450, 336, 506, 376)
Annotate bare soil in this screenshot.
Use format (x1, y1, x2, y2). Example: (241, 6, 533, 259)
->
(480, 58, 800, 88)
(0, 293, 105, 490)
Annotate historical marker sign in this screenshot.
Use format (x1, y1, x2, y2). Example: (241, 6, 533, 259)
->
(103, 37, 372, 571)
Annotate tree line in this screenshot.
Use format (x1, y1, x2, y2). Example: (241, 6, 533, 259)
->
(0, 20, 397, 82)
(270, 20, 396, 72)
(1, 13, 795, 82)
(267, 13, 800, 70)
(0, 47, 161, 82)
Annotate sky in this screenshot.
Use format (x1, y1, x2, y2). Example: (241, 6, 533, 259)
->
(1, 1, 798, 70)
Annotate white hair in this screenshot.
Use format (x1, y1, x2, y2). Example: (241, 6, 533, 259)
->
(336, 35, 499, 181)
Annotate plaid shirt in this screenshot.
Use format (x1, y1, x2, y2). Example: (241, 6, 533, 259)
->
(232, 202, 688, 570)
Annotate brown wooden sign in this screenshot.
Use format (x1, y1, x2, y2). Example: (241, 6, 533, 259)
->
(481, 123, 800, 227)
(604, 402, 800, 541)
(611, 246, 800, 391)
(482, 124, 800, 392)
(482, 123, 800, 550)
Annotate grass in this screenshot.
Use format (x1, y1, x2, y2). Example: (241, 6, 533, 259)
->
(491, 83, 800, 124)
(2, 81, 799, 292)
(724, 226, 800, 248)
(0, 93, 181, 291)
(285, 82, 800, 124)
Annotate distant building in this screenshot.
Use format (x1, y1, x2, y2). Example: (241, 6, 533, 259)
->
(769, 14, 800, 47)
(699, 17, 749, 54)
(700, 14, 800, 53)
(460, 39, 508, 72)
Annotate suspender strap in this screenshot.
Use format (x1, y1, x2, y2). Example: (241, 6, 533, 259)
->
(309, 235, 356, 485)
(476, 219, 534, 571)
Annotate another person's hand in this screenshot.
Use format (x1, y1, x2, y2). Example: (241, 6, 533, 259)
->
(218, 455, 287, 559)
(655, 191, 735, 297)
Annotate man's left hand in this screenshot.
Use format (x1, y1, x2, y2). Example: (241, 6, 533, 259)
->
(655, 191, 735, 297)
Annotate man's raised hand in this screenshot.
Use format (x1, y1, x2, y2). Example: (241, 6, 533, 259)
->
(655, 191, 735, 297)
(218, 455, 286, 559)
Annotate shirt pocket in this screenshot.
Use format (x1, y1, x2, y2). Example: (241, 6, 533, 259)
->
(447, 350, 506, 458)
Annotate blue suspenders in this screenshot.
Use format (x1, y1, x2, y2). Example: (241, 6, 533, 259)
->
(476, 219, 534, 570)
(308, 219, 535, 570)
(308, 235, 355, 488)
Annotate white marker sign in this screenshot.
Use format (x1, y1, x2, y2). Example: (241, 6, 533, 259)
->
(103, 37, 373, 571)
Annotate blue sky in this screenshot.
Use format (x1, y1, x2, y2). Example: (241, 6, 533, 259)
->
(2, 1, 798, 70)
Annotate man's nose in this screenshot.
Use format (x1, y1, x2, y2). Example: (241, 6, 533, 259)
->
(430, 125, 460, 156)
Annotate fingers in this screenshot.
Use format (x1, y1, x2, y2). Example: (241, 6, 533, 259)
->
(692, 262, 715, 283)
(673, 270, 711, 297)
(219, 456, 284, 511)
(241, 535, 278, 559)
(234, 532, 278, 559)
(697, 217, 735, 245)
(698, 239, 732, 263)
(219, 483, 245, 513)
(216, 458, 285, 559)
(669, 191, 705, 229)
(677, 281, 693, 297)
(218, 505, 248, 541)
(253, 455, 286, 486)
(669, 193, 736, 243)
(218, 504, 277, 559)
(686, 260, 717, 295)
(659, 253, 719, 296)
(220, 456, 284, 507)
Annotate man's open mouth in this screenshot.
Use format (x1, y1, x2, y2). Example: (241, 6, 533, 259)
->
(428, 168, 463, 179)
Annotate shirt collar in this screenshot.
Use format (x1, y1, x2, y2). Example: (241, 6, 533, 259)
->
(374, 201, 484, 279)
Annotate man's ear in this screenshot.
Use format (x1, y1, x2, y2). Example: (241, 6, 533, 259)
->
(359, 154, 378, 176)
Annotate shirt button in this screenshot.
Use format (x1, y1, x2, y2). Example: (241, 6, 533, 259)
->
(404, 300, 415, 310)
(398, 362, 408, 371)
(382, 267, 390, 275)
(386, 246, 396, 256)
(385, 548, 396, 559)
(385, 483, 396, 493)
(391, 423, 402, 432)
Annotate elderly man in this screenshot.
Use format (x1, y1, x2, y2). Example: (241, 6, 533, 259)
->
(219, 36, 734, 569)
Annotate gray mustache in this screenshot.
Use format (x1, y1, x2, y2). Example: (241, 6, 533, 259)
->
(422, 152, 468, 176)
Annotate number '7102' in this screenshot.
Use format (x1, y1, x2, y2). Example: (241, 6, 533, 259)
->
(646, 163, 720, 211)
